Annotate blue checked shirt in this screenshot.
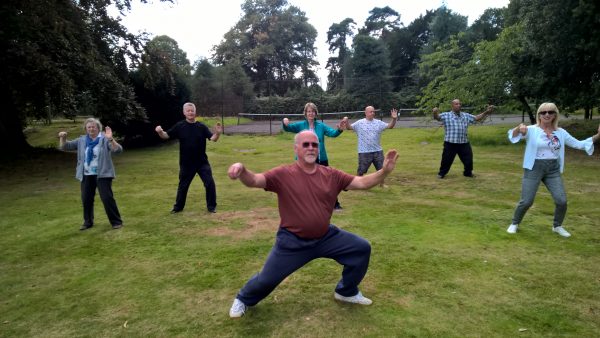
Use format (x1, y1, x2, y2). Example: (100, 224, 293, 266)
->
(439, 112, 476, 143)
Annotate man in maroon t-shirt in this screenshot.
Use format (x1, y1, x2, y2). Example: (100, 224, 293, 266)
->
(227, 130, 398, 318)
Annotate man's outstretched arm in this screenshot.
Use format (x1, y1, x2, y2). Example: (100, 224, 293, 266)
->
(346, 149, 398, 190)
(228, 163, 267, 188)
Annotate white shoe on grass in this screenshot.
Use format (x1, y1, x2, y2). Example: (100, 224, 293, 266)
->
(229, 298, 247, 318)
(507, 224, 518, 234)
(552, 226, 571, 238)
(334, 291, 372, 305)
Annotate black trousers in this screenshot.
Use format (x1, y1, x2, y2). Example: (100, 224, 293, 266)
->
(81, 175, 122, 226)
(174, 163, 217, 211)
(438, 141, 473, 177)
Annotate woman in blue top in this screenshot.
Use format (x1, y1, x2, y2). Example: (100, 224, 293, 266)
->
(282, 102, 348, 209)
(506, 103, 600, 237)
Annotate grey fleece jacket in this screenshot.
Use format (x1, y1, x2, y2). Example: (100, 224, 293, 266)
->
(60, 135, 122, 181)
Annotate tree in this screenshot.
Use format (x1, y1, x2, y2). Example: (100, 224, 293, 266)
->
(466, 7, 505, 43)
(129, 35, 191, 144)
(423, 6, 468, 54)
(347, 34, 391, 107)
(417, 24, 540, 123)
(212, 0, 318, 95)
(0, 0, 172, 156)
(325, 18, 356, 92)
(510, 0, 600, 118)
(359, 6, 402, 39)
(386, 10, 435, 91)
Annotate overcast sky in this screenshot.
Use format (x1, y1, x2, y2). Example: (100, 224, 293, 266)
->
(115, 0, 509, 85)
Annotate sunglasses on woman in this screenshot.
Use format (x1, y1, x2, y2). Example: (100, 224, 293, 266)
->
(539, 111, 556, 115)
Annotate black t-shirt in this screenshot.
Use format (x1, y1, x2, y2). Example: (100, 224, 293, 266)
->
(167, 120, 213, 166)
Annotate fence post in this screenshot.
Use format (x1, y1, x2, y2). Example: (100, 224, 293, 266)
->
(269, 113, 272, 135)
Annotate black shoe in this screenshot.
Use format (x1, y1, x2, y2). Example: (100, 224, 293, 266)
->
(80, 223, 94, 231)
(464, 174, 476, 178)
(112, 224, 123, 229)
(208, 208, 216, 213)
(170, 209, 182, 214)
(437, 175, 445, 179)
(334, 204, 343, 210)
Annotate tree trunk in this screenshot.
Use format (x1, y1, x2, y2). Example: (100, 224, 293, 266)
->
(517, 94, 536, 124)
(584, 106, 590, 120)
(0, 97, 33, 160)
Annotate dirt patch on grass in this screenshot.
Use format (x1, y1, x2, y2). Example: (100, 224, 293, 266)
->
(204, 207, 279, 239)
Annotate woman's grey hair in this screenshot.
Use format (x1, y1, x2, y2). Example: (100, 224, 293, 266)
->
(83, 118, 102, 132)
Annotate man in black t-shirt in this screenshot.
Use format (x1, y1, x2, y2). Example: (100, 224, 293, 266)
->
(155, 102, 222, 213)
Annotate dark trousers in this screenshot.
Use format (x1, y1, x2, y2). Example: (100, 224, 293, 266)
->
(316, 159, 341, 208)
(81, 175, 122, 226)
(438, 141, 473, 177)
(174, 163, 216, 211)
(236, 225, 371, 306)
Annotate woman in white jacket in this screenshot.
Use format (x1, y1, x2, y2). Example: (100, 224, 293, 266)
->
(506, 103, 600, 237)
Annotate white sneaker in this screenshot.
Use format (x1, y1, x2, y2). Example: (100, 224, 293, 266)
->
(229, 298, 247, 318)
(507, 224, 518, 234)
(552, 226, 571, 238)
(334, 291, 372, 305)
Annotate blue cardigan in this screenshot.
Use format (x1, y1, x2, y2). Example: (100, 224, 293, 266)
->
(507, 125, 594, 173)
(282, 120, 342, 162)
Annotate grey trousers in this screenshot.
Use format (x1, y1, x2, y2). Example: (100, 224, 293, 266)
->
(511, 159, 567, 228)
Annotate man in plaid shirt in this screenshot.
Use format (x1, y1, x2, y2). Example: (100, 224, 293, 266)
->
(433, 99, 493, 178)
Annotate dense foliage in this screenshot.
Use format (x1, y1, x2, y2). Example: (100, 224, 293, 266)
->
(1, 0, 598, 153)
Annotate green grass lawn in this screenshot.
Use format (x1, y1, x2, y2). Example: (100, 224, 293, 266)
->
(1, 122, 599, 337)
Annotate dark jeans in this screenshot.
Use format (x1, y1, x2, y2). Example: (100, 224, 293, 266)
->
(357, 151, 384, 176)
(511, 159, 567, 228)
(236, 225, 371, 306)
(316, 159, 341, 208)
(174, 163, 216, 211)
(438, 141, 473, 177)
(81, 175, 122, 226)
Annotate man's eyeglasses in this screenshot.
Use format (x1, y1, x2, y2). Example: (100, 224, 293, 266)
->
(301, 142, 319, 148)
(539, 111, 556, 115)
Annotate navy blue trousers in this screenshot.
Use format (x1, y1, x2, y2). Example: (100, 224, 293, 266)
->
(236, 225, 371, 306)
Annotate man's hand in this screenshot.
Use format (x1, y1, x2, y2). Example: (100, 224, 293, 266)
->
(155, 126, 163, 134)
(58, 131, 67, 138)
(382, 149, 399, 174)
(214, 122, 223, 134)
(228, 163, 245, 179)
(390, 108, 398, 119)
(432, 107, 440, 114)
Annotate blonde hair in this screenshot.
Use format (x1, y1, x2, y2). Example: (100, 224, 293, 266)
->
(536, 102, 559, 129)
(304, 102, 318, 116)
(83, 118, 102, 132)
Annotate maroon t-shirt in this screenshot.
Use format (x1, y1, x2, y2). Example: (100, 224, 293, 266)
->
(264, 163, 354, 239)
